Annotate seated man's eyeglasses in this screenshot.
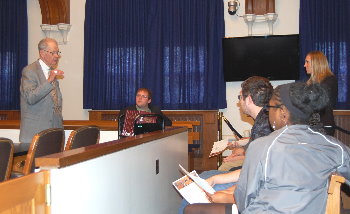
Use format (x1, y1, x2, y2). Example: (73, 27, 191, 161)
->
(136, 94, 149, 99)
(44, 50, 62, 56)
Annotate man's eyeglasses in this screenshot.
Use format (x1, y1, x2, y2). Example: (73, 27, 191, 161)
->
(44, 50, 62, 56)
(136, 94, 149, 99)
(265, 104, 284, 110)
(238, 95, 242, 100)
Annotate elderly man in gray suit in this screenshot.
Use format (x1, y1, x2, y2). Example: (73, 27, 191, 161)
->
(19, 38, 65, 144)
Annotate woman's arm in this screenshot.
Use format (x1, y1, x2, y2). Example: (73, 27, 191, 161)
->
(206, 169, 241, 186)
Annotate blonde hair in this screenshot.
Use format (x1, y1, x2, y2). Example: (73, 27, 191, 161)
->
(306, 51, 334, 84)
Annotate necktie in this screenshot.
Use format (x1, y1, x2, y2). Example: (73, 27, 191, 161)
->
(51, 80, 61, 114)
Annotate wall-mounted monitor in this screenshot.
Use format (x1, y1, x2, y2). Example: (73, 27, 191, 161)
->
(222, 34, 300, 81)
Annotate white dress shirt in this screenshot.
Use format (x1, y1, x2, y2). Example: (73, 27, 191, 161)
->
(38, 59, 50, 80)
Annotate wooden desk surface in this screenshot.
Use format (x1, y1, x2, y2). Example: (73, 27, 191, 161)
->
(0, 120, 118, 131)
(36, 127, 187, 169)
(0, 120, 194, 131)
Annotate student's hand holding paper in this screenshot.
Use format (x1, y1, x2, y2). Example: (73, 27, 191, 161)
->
(208, 185, 237, 203)
(179, 164, 216, 195)
(223, 147, 245, 162)
(205, 176, 216, 187)
(209, 139, 230, 157)
(227, 137, 250, 149)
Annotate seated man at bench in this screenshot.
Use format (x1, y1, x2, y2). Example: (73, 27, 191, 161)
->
(218, 76, 273, 171)
(118, 88, 172, 137)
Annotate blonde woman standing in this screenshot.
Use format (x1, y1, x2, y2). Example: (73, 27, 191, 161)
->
(304, 50, 338, 136)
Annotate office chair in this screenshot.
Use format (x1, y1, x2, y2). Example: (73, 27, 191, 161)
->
(11, 128, 64, 177)
(0, 138, 14, 182)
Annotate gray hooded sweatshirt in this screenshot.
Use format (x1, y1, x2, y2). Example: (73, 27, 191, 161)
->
(235, 124, 350, 214)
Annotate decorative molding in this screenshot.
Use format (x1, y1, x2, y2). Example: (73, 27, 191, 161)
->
(243, 0, 277, 35)
(40, 23, 71, 44)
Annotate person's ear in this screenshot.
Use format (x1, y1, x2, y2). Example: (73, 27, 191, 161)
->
(245, 95, 253, 105)
(148, 98, 151, 104)
(39, 50, 45, 58)
(280, 106, 290, 125)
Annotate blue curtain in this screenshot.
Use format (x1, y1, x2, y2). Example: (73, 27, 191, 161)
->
(84, 0, 226, 110)
(0, 0, 28, 110)
(299, 0, 350, 109)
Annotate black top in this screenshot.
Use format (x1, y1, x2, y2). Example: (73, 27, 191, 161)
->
(243, 108, 273, 151)
(319, 75, 338, 127)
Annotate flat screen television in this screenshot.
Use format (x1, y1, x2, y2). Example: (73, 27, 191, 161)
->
(222, 34, 299, 81)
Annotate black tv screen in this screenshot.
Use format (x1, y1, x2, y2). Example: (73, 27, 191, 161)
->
(223, 34, 299, 81)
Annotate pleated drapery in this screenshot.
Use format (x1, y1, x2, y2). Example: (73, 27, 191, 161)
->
(83, 0, 226, 110)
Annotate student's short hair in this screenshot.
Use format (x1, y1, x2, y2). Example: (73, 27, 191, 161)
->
(136, 88, 152, 99)
(241, 76, 273, 107)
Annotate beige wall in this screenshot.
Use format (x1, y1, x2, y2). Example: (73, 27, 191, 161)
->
(221, 0, 299, 137)
(26, 0, 299, 136)
(27, 0, 88, 120)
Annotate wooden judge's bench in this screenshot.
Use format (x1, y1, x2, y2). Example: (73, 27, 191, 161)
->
(2, 110, 348, 172)
(0, 110, 220, 172)
(88, 110, 219, 171)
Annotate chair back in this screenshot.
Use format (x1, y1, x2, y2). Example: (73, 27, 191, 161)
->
(118, 114, 126, 139)
(0, 138, 14, 182)
(64, 125, 100, 151)
(325, 174, 346, 214)
(22, 128, 64, 175)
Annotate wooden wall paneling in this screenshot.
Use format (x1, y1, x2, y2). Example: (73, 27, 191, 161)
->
(252, 0, 266, 15)
(39, 0, 70, 24)
(245, 0, 254, 14)
(245, 0, 275, 15)
(0, 110, 20, 120)
(334, 111, 350, 147)
(266, 0, 276, 13)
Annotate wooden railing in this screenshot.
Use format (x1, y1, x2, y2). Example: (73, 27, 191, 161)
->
(89, 110, 218, 171)
(0, 119, 202, 172)
(2, 110, 349, 170)
(334, 111, 350, 147)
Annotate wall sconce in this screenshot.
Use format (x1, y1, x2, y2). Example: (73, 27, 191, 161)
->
(40, 23, 72, 44)
(228, 0, 239, 15)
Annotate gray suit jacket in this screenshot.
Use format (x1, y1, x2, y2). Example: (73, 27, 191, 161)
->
(19, 60, 63, 143)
